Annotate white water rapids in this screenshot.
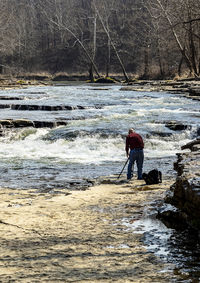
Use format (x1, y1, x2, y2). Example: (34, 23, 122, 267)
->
(0, 83, 199, 189)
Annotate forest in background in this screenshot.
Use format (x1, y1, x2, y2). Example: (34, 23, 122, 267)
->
(0, 0, 200, 80)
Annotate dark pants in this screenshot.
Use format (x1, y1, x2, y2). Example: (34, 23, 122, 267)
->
(127, 148, 144, 180)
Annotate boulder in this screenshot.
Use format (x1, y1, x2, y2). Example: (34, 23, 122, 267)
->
(165, 121, 188, 131)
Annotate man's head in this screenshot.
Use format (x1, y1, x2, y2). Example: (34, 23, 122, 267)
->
(128, 128, 134, 134)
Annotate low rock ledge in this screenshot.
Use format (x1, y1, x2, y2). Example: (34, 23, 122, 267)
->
(160, 139, 200, 233)
(0, 119, 67, 131)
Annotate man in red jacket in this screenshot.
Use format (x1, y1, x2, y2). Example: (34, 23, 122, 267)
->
(125, 128, 144, 180)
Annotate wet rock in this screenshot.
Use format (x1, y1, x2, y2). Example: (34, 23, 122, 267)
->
(24, 91, 47, 95)
(33, 121, 67, 128)
(165, 121, 188, 131)
(0, 102, 102, 111)
(146, 131, 172, 138)
(0, 119, 35, 128)
(0, 119, 67, 129)
(189, 87, 200, 96)
(8, 104, 90, 111)
(95, 77, 116, 84)
(181, 138, 200, 151)
(0, 104, 10, 109)
(197, 126, 200, 136)
(77, 105, 85, 109)
(33, 121, 54, 128)
(157, 203, 189, 230)
(33, 121, 55, 128)
(0, 96, 24, 100)
(0, 120, 14, 127)
(163, 139, 200, 232)
(10, 104, 77, 111)
(12, 119, 34, 128)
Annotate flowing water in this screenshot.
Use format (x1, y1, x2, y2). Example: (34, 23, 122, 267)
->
(123, 201, 200, 281)
(0, 83, 199, 190)
(0, 82, 199, 280)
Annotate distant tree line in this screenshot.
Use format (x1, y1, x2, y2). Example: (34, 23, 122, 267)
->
(0, 0, 199, 79)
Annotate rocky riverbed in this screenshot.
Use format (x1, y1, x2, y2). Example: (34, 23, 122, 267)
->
(121, 79, 200, 101)
(1, 75, 200, 103)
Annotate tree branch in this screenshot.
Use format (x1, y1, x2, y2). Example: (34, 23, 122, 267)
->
(183, 18, 200, 24)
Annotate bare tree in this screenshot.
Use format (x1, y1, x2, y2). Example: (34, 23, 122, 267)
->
(0, 0, 199, 78)
(145, 0, 200, 77)
(93, 0, 130, 82)
(40, 0, 101, 78)
(0, 0, 21, 73)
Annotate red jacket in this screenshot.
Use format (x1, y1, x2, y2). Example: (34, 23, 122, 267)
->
(126, 132, 144, 154)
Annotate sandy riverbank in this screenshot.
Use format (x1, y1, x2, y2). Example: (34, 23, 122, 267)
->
(0, 176, 180, 282)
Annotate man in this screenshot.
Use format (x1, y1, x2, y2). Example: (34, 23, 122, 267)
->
(125, 128, 144, 180)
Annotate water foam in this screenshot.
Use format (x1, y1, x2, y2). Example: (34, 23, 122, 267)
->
(0, 129, 125, 164)
(123, 217, 173, 259)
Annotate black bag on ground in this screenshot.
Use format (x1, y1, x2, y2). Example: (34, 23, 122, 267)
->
(142, 169, 162, 185)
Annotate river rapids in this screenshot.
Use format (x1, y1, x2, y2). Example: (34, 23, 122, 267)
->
(0, 82, 200, 281)
(0, 83, 199, 190)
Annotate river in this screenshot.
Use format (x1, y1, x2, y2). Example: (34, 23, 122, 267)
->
(0, 83, 199, 190)
(0, 82, 199, 281)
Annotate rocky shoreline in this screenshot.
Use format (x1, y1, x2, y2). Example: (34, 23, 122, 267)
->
(0, 75, 200, 103)
(121, 79, 200, 101)
(158, 139, 200, 235)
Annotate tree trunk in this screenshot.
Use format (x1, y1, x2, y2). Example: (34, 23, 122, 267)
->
(178, 55, 184, 77)
(89, 13, 97, 81)
(93, 1, 129, 82)
(46, 13, 101, 78)
(143, 47, 150, 79)
(106, 37, 111, 77)
(156, 0, 195, 75)
(89, 65, 95, 82)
